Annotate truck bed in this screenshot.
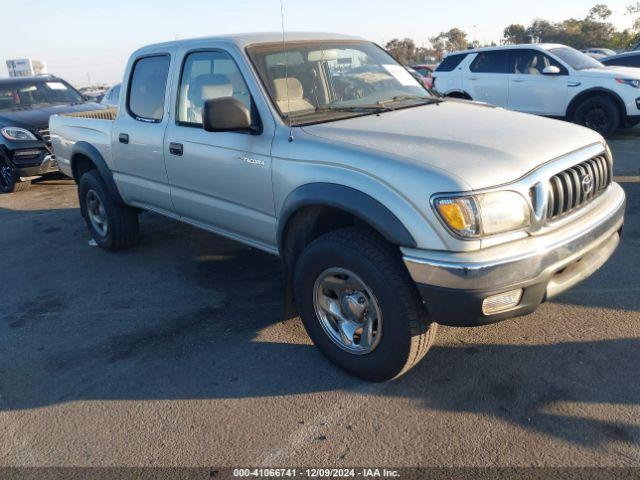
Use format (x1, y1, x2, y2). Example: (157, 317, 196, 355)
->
(49, 109, 117, 178)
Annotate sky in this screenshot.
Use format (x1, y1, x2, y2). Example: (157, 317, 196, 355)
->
(0, 0, 636, 86)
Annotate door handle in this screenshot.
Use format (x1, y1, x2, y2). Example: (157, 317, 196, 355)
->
(468, 76, 478, 81)
(118, 133, 129, 144)
(169, 142, 183, 156)
(512, 78, 524, 83)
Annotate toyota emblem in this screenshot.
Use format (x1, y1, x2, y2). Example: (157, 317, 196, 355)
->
(581, 174, 594, 195)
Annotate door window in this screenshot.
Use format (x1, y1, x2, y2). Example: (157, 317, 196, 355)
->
(470, 51, 509, 73)
(127, 55, 170, 122)
(177, 50, 251, 126)
(508, 50, 567, 75)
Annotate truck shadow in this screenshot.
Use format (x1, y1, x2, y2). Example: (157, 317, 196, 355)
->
(0, 203, 638, 450)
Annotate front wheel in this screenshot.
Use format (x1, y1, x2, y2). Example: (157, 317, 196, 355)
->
(572, 96, 620, 137)
(0, 151, 30, 194)
(294, 227, 437, 381)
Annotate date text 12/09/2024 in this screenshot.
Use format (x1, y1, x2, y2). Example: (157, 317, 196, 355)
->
(232, 468, 400, 478)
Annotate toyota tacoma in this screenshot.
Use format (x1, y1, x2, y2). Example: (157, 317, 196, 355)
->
(49, 33, 625, 381)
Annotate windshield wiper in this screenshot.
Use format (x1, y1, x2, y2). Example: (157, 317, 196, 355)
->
(314, 104, 393, 113)
(377, 95, 444, 106)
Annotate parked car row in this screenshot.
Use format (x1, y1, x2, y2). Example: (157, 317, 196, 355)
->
(0, 75, 104, 193)
(46, 32, 624, 381)
(432, 43, 640, 136)
(601, 50, 640, 68)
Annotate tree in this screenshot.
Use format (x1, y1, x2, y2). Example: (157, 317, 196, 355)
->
(502, 24, 529, 44)
(430, 28, 468, 57)
(526, 19, 557, 43)
(588, 4, 612, 20)
(628, 2, 640, 30)
(384, 38, 417, 65)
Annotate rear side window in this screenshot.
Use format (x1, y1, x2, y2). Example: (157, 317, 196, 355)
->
(435, 54, 467, 72)
(470, 51, 509, 73)
(603, 55, 640, 68)
(128, 55, 170, 122)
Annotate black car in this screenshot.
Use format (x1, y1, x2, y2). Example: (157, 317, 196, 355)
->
(601, 51, 640, 68)
(0, 75, 102, 193)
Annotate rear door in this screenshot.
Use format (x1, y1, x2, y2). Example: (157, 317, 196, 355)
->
(112, 53, 175, 214)
(463, 50, 509, 107)
(163, 47, 277, 250)
(506, 49, 568, 116)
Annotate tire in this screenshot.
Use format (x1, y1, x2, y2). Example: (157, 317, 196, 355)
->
(294, 227, 437, 382)
(0, 150, 30, 194)
(622, 118, 640, 129)
(78, 169, 139, 251)
(572, 95, 620, 137)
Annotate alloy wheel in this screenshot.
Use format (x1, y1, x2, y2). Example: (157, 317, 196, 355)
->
(584, 106, 610, 134)
(313, 267, 383, 355)
(0, 160, 14, 190)
(86, 190, 109, 237)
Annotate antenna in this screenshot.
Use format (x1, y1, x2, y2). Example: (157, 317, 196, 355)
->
(280, 0, 294, 142)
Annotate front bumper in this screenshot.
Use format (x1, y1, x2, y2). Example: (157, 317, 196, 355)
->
(12, 150, 58, 177)
(403, 183, 626, 326)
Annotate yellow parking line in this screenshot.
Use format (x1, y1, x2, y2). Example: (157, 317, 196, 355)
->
(614, 176, 640, 183)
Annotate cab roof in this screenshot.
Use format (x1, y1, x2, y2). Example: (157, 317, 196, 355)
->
(132, 32, 365, 56)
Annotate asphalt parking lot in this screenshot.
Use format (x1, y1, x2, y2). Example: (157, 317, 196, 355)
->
(0, 128, 639, 468)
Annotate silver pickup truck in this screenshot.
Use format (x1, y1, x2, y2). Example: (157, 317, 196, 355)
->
(50, 33, 626, 381)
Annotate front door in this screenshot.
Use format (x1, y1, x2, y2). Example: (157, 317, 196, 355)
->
(507, 49, 568, 116)
(164, 48, 276, 250)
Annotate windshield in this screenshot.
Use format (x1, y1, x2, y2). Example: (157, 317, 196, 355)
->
(0, 79, 84, 110)
(246, 40, 432, 125)
(549, 47, 603, 70)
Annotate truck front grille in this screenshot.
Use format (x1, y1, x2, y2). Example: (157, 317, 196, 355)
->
(546, 155, 612, 220)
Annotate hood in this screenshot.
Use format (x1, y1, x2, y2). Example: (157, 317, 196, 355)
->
(0, 102, 104, 129)
(576, 66, 640, 79)
(302, 100, 602, 191)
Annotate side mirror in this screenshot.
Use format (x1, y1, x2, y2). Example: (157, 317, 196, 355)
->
(542, 65, 561, 75)
(203, 97, 252, 132)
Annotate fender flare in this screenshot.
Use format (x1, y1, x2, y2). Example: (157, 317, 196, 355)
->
(277, 183, 417, 253)
(566, 87, 627, 119)
(71, 141, 125, 205)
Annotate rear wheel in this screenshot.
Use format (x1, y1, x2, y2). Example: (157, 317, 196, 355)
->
(0, 151, 30, 193)
(572, 96, 620, 137)
(294, 227, 437, 381)
(79, 170, 139, 251)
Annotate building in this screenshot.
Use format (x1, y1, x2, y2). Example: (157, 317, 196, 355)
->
(6, 59, 48, 77)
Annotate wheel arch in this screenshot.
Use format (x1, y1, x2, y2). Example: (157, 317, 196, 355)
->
(566, 88, 626, 121)
(277, 183, 416, 255)
(444, 90, 472, 100)
(71, 142, 125, 205)
(277, 183, 417, 317)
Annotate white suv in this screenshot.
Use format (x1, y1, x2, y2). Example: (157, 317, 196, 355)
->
(433, 44, 640, 136)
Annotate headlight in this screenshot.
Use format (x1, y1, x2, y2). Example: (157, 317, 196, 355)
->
(615, 78, 640, 88)
(434, 191, 531, 238)
(1, 127, 38, 141)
